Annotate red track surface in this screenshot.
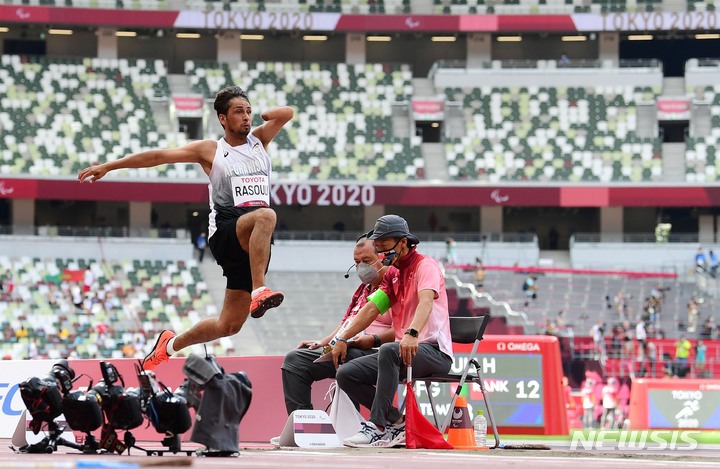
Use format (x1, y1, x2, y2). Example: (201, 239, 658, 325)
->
(2, 440, 720, 469)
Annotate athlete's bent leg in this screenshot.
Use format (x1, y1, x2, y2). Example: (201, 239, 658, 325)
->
(235, 208, 276, 291)
(172, 289, 250, 351)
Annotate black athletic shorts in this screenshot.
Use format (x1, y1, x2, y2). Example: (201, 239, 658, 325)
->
(208, 210, 272, 292)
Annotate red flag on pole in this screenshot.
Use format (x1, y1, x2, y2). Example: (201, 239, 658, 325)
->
(405, 367, 453, 449)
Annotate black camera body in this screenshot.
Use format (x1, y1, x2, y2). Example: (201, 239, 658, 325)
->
(62, 389, 103, 433)
(18, 359, 76, 434)
(147, 392, 192, 435)
(137, 367, 193, 440)
(18, 375, 64, 434)
(17, 359, 194, 456)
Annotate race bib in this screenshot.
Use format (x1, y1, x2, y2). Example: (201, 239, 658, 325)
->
(231, 175, 270, 207)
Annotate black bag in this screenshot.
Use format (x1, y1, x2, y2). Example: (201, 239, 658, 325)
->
(183, 353, 252, 453)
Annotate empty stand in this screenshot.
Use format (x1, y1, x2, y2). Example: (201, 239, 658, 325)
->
(0, 256, 225, 360)
(186, 60, 424, 181)
(184, 0, 410, 13)
(443, 85, 662, 182)
(0, 55, 193, 179)
(685, 84, 720, 182)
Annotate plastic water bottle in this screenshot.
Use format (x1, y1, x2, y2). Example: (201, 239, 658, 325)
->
(473, 410, 487, 447)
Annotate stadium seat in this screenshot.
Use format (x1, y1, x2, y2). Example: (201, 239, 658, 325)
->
(0, 256, 224, 360)
(443, 84, 661, 182)
(0, 55, 193, 179)
(185, 60, 422, 181)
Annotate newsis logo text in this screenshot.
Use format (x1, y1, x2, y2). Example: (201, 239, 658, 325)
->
(570, 430, 700, 451)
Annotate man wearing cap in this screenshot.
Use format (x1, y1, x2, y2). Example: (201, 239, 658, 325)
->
(331, 214, 453, 447)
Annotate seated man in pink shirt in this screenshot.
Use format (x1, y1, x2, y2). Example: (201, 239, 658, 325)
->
(280, 235, 395, 415)
(331, 214, 453, 447)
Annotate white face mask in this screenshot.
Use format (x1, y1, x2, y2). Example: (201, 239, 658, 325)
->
(356, 260, 380, 284)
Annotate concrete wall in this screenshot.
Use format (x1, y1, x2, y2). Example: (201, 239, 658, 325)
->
(272, 239, 540, 271)
(0, 236, 538, 269)
(1, 236, 704, 274)
(435, 66, 664, 90)
(570, 240, 701, 275)
(0, 236, 193, 262)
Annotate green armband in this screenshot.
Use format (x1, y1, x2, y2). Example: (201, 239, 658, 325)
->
(368, 289, 391, 314)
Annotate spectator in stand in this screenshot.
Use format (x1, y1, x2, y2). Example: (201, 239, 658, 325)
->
(522, 274, 538, 307)
(636, 345, 649, 377)
(445, 237, 457, 265)
(687, 297, 699, 333)
(636, 319, 647, 350)
(621, 320, 634, 359)
(122, 342, 137, 358)
(675, 335, 692, 376)
(581, 378, 597, 429)
(646, 341, 658, 377)
(702, 316, 718, 340)
(710, 250, 719, 278)
(15, 326, 28, 340)
(650, 283, 667, 316)
(614, 290, 629, 322)
(83, 269, 95, 294)
(695, 247, 708, 272)
(695, 339, 707, 378)
(544, 319, 557, 335)
(590, 321, 606, 362)
(196, 232, 208, 263)
(474, 257, 485, 290)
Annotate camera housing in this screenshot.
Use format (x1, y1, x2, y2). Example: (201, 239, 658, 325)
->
(62, 389, 103, 434)
(18, 360, 76, 434)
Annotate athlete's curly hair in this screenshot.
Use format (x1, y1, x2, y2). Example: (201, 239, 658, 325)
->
(214, 85, 250, 116)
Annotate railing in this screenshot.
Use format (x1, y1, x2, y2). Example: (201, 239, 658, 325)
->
(696, 58, 720, 68)
(444, 269, 531, 328)
(32, 226, 184, 238)
(276, 231, 536, 243)
(573, 232, 700, 243)
(0, 226, 538, 243)
(618, 58, 663, 69)
(574, 336, 718, 379)
(434, 58, 662, 72)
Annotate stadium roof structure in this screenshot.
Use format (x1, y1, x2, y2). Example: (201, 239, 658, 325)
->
(0, 5, 718, 34)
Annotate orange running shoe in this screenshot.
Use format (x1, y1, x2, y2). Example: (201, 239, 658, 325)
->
(142, 330, 175, 371)
(250, 288, 284, 319)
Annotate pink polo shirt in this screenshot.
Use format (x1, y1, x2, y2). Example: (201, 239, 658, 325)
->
(377, 248, 453, 359)
(340, 282, 393, 335)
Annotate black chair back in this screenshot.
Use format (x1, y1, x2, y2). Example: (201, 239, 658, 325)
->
(448, 315, 489, 344)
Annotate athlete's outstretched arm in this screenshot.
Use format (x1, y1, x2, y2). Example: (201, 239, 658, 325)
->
(253, 106, 294, 149)
(78, 139, 216, 183)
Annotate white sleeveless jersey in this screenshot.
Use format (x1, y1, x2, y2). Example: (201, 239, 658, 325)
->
(208, 135, 272, 238)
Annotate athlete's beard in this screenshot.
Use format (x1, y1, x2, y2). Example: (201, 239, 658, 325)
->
(229, 125, 250, 140)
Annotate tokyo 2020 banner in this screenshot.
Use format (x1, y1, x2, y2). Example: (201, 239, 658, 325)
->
(1, 5, 719, 33)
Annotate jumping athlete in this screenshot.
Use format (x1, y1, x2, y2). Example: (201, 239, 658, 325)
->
(78, 85, 293, 371)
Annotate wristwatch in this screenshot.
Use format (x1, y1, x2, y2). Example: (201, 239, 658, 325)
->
(372, 334, 381, 348)
(404, 328, 419, 338)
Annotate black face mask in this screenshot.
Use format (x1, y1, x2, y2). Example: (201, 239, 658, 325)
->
(377, 239, 402, 266)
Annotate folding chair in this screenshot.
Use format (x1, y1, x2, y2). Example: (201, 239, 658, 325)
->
(417, 314, 501, 448)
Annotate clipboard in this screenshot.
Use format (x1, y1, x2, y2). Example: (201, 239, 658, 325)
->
(313, 352, 333, 364)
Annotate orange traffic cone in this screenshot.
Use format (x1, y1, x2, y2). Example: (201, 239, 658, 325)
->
(446, 396, 487, 450)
